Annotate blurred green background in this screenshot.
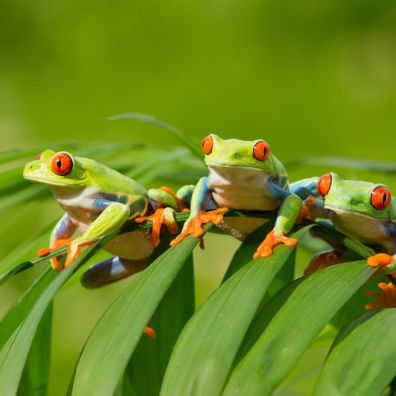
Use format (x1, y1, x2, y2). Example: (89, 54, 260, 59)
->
(1, 0, 396, 394)
(1, 0, 396, 156)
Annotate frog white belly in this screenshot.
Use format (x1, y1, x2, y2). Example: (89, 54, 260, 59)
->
(208, 165, 280, 211)
(329, 208, 393, 251)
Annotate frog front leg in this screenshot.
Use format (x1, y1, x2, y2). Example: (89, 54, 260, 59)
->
(38, 214, 78, 270)
(64, 201, 130, 268)
(253, 183, 302, 259)
(170, 177, 227, 247)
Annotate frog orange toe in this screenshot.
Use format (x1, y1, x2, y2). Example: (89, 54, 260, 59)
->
(37, 238, 73, 271)
(367, 253, 394, 268)
(170, 207, 228, 247)
(136, 209, 166, 247)
(253, 230, 298, 259)
(365, 282, 396, 310)
(136, 208, 179, 248)
(144, 326, 157, 338)
(64, 240, 94, 268)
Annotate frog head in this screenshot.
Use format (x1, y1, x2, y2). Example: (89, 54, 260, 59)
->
(200, 134, 286, 177)
(23, 149, 89, 187)
(317, 172, 396, 220)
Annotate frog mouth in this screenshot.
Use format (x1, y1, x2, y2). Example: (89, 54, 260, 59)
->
(23, 174, 84, 187)
(206, 162, 264, 172)
(325, 205, 387, 222)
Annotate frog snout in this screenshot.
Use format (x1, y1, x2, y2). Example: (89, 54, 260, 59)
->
(23, 160, 40, 177)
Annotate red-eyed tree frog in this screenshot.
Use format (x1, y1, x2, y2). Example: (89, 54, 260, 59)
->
(294, 172, 396, 308)
(23, 150, 191, 286)
(170, 134, 304, 259)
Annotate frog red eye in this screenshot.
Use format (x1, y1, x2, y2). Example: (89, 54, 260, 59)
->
(201, 135, 214, 155)
(51, 152, 73, 176)
(253, 141, 270, 161)
(370, 186, 391, 210)
(317, 174, 332, 196)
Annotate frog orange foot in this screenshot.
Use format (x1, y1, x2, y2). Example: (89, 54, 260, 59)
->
(367, 253, 394, 269)
(365, 282, 396, 310)
(37, 238, 93, 271)
(135, 207, 179, 248)
(170, 207, 228, 247)
(37, 238, 73, 271)
(253, 230, 297, 259)
(304, 250, 341, 275)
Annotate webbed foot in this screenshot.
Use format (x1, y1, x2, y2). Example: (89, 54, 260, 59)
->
(38, 238, 72, 271)
(365, 282, 396, 310)
(367, 253, 394, 269)
(253, 230, 297, 259)
(37, 238, 94, 270)
(135, 207, 179, 247)
(170, 207, 228, 247)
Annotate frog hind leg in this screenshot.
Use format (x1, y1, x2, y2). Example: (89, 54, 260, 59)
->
(254, 193, 301, 259)
(80, 256, 149, 289)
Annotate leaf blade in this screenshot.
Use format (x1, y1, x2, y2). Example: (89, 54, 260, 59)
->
(314, 308, 396, 396)
(108, 112, 203, 159)
(223, 261, 375, 396)
(160, 228, 308, 396)
(0, 243, 100, 395)
(71, 236, 199, 396)
(126, 254, 195, 396)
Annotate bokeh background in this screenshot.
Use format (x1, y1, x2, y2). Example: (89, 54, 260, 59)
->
(1, 1, 396, 394)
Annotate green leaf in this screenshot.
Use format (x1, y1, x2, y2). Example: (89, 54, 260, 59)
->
(0, 185, 48, 212)
(223, 261, 375, 396)
(125, 254, 195, 396)
(0, 142, 77, 164)
(160, 227, 308, 396)
(0, 166, 30, 196)
(0, 224, 53, 285)
(314, 308, 396, 395)
(285, 156, 396, 173)
(0, 243, 100, 395)
(310, 223, 374, 259)
(70, 235, 200, 396)
(17, 303, 53, 396)
(234, 261, 303, 365)
(222, 221, 274, 281)
(108, 112, 203, 159)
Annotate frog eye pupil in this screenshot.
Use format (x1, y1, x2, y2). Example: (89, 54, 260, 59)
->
(57, 159, 62, 169)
